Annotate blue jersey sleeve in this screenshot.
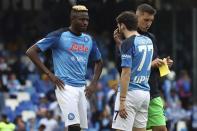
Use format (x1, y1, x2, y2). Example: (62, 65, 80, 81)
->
(121, 39, 134, 68)
(36, 29, 64, 52)
(89, 40, 102, 61)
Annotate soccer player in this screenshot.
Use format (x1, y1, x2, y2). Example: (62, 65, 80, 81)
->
(112, 11, 153, 131)
(26, 5, 103, 131)
(0, 114, 16, 131)
(113, 4, 173, 131)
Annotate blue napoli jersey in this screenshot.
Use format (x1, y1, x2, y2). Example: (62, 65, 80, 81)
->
(121, 35, 153, 91)
(36, 28, 102, 87)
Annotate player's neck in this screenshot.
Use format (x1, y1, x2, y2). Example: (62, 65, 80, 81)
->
(137, 28, 148, 34)
(124, 30, 139, 38)
(69, 26, 82, 36)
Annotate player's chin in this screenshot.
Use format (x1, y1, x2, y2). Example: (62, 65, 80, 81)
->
(80, 27, 87, 32)
(145, 27, 150, 31)
(140, 28, 147, 32)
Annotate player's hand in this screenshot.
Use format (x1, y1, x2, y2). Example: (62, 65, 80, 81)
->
(151, 58, 165, 68)
(119, 101, 128, 119)
(166, 56, 173, 68)
(47, 73, 65, 90)
(113, 28, 123, 48)
(85, 82, 97, 98)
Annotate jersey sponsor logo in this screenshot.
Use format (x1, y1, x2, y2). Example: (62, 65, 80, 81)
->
(69, 43, 89, 52)
(68, 113, 75, 120)
(133, 76, 149, 83)
(121, 54, 131, 59)
(71, 56, 86, 62)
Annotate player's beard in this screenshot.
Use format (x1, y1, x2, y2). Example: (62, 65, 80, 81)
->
(145, 26, 150, 31)
(79, 26, 87, 32)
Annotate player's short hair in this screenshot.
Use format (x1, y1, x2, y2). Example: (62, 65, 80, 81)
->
(116, 11, 138, 31)
(70, 5, 88, 19)
(137, 4, 156, 15)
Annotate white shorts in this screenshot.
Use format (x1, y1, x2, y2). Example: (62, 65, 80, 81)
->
(55, 85, 88, 129)
(112, 90, 150, 130)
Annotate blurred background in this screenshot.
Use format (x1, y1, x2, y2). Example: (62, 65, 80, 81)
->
(0, 0, 197, 131)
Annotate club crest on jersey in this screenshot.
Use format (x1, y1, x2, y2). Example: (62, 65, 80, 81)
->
(68, 113, 75, 120)
(84, 36, 89, 42)
(69, 43, 89, 52)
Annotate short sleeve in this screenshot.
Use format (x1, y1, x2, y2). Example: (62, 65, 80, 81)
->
(36, 30, 62, 52)
(89, 39, 102, 61)
(121, 39, 134, 68)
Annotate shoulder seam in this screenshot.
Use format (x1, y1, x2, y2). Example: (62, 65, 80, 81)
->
(47, 27, 68, 37)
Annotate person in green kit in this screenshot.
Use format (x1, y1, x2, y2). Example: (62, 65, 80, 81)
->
(0, 114, 15, 131)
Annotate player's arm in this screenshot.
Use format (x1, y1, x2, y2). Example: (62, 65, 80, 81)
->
(150, 33, 174, 68)
(118, 39, 133, 119)
(85, 39, 103, 98)
(89, 59, 103, 86)
(149, 33, 173, 69)
(26, 36, 64, 90)
(120, 67, 130, 118)
(89, 40, 103, 84)
(109, 28, 125, 92)
(120, 67, 130, 98)
(26, 44, 52, 75)
(149, 34, 165, 68)
(85, 60, 102, 98)
(114, 28, 123, 79)
(113, 28, 124, 49)
(92, 59, 103, 83)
